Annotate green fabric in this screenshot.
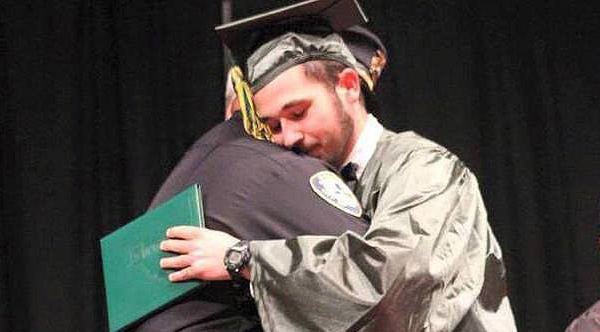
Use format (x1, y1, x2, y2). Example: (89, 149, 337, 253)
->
(248, 130, 517, 332)
(247, 32, 366, 92)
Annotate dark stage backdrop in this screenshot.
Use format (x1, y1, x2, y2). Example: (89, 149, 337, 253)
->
(1, 1, 599, 331)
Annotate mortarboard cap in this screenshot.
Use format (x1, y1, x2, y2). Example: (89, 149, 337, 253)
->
(216, 0, 368, 57)
(216, 0, 387, 92)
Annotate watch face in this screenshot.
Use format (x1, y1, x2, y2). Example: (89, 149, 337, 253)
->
(228, 251, 243, 265)
(225, 241, 250, 276)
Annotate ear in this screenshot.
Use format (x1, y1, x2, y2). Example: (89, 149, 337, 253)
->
(225, 97, 240, 120)
(335, 68, 361, 103)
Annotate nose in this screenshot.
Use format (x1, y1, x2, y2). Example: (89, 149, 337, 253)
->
(273, 120, 303, 149)
(281, 130, 303, 149)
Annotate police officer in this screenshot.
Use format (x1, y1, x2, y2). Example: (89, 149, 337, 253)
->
(132, 97, 368, 331)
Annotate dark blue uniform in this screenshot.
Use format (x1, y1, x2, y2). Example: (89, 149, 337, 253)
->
(133, 113, 368, 332)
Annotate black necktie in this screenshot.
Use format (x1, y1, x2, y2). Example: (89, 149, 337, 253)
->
(340, 162, 358, 190)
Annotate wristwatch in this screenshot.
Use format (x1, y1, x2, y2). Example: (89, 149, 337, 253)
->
(224, 240, 251, 283)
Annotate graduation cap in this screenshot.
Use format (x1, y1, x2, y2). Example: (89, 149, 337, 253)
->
(216, 0, 368, 51)
(214, 0, 387, 140)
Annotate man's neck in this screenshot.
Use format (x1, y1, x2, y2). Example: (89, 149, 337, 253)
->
(343, 112, 367, 162)
(340, 113, 384, 179)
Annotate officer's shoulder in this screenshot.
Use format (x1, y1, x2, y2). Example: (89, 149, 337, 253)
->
(231, 140, 331, 173)
(188, 119, 241, 150)
(191, 135, 329, 180)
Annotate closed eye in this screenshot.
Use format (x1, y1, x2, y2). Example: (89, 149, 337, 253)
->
(291, 109, 305, 120)
(283, 100, 311, 120)
(266, 119, 281, 133)
(260, 99, 310, 133)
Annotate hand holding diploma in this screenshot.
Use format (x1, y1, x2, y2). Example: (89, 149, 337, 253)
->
(159, 226, 250, 281)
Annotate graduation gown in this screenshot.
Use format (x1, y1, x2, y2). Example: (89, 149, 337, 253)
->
(249, 130, 517, 332)
(134, 113, 368, 332)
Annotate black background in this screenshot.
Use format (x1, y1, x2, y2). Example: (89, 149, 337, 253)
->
(2, 1, 599, 331)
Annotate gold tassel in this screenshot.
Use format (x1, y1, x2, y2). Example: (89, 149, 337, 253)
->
(229, 66, 272, 141)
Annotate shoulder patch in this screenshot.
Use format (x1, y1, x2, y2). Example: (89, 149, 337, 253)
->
(310, 171, 363, 218)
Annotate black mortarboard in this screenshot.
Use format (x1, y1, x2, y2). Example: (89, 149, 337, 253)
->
(216, 0, 368, 59)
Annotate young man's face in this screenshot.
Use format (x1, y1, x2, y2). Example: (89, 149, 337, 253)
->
(254, 64, 355, 167)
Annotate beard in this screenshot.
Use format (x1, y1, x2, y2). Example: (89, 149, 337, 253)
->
(325, 94, 354, 167)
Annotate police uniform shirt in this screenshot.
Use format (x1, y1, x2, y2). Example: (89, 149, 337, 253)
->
(134, 112, 368, 332)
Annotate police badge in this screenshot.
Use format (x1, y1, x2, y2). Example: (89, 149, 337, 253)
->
(309, 171, 363, 217)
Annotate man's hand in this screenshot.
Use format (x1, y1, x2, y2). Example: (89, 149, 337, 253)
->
(159, 226, 239, 282)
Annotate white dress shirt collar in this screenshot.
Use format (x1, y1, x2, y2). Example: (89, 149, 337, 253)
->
(342, 114, 384, 179)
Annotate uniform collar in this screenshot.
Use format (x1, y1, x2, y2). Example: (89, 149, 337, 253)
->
(341, 114, 383, 179)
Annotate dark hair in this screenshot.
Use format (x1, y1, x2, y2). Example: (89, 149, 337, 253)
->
(301, 60, 369, 107)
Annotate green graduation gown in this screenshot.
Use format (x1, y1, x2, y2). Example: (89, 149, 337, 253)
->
(248, 130, 517, 332)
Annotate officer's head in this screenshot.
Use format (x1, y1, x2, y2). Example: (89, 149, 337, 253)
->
(218, 0, 387, 167)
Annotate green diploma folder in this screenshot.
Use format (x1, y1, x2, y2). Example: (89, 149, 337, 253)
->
(100, 185, 205, 332)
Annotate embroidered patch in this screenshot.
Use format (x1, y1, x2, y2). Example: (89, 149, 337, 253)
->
(310, 171, 362, 218)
